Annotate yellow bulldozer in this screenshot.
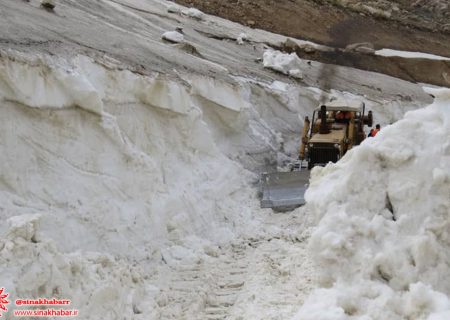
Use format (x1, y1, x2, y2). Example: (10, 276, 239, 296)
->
(261, 100, 373, 209)
(300, 100, 373, 168)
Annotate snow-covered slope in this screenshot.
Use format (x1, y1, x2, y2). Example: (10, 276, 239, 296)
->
(295, 88, 450, 320)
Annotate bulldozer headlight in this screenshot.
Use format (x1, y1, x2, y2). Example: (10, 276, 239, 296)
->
(309, 143, 314, 148)
(334, 143, 340, 149)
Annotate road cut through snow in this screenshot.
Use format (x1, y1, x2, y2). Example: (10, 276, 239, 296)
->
(0, 0, 442, 319)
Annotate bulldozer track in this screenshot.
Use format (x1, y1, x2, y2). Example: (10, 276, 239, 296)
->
(149, 232, 316, 319)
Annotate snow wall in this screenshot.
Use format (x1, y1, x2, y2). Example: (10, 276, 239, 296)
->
(0, 49, 329, 318)
(295, 88, 450, 320)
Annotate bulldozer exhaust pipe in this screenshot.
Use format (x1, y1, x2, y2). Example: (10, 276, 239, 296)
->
(319, 105, 330, 134)
(364, 110, 373, 127)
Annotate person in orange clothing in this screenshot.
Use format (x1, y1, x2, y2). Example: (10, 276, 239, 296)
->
(344, 111, 353, 120)
(336, 111, 353, 123)
(368, 124, 381, 137)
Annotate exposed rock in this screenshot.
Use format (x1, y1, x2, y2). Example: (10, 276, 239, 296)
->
(41, 0, 55, 10)
(173, 0, 450, 58)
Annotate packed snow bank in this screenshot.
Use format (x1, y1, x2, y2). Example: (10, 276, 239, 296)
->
(1, 214, 156, 319)
(0, 51, 224, 117)
(0, 52, 104, 115)
(0, 50, 262, 254)
(294, 88, 450, 320)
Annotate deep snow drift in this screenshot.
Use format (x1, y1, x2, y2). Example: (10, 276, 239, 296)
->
(295, 88, 450, 320)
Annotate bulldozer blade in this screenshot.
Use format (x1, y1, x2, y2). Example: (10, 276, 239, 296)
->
(260, 170, 310, 209)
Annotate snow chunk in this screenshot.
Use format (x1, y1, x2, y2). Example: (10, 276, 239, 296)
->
(167, 4, 182, 14)
(183, 8, 205, 20)
(162, 31, 184, 43)
(6, 214, 42, 242)
(295, 88, 450, 319)
(263, 50, 304, 79)
(236, 33, 248, 45)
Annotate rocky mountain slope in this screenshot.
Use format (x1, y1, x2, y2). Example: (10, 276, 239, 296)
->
(174, 0, 449, 53)
(318, 0, 449, 32)
(174, 0, 450, 87)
